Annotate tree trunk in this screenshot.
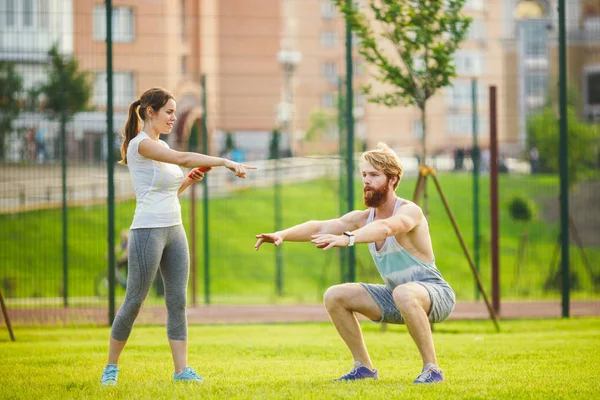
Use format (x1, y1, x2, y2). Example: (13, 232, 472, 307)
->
(0, 132, 5, 161)
(420, 103, 429, 218)
(515, 227, 528, 284)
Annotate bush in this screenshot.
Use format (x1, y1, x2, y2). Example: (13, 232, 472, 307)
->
(508, 196, 537, 222)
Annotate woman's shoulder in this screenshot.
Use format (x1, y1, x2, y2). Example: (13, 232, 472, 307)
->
(132, 131, 150, 143)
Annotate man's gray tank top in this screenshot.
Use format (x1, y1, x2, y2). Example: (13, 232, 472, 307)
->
(366, 198, 451, 290)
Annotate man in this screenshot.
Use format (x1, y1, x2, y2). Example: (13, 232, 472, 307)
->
(254, 143, 455, 384)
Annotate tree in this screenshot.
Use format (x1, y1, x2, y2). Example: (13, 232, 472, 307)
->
(333, 0, 471, 214)
(0, 62, 24, 161)
(507, 196, 537, 286)
(528, 106, 598, 188)
(269, 129, 281, 160)
(305, 109, 335, 142)
(224, 131, 236, 153)
(38, 44, 93, 120)
(333, 0, 470, 162)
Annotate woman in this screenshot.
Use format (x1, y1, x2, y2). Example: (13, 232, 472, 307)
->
(101, 88, 255, 385)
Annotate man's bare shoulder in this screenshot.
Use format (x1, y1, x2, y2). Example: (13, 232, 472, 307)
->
(395, 200, 424, 218)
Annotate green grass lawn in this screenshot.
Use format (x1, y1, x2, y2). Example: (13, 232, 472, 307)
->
(1, 318, 599, 399)
(1, 173, 599, 303)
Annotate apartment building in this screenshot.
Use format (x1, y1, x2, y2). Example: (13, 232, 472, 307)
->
(3, 0, 597, 162)
(503, 0, 600, 154)
(289, 0, 506, 157)
(0, 0, 73, 161)
(292, 0, 600, 158)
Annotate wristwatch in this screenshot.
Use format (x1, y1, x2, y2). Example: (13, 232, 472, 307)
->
(343, 231, 355, 247)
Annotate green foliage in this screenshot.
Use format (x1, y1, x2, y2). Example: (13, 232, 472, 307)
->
(225, 132, 235, 151)
(527, 106, 599, 187)
(38, 44, 93, 120)
(333, 0, 471, 166)
(269, 129, 280, 159)
(3, 173, 599, 302)
(0, 62, 24, 160)
(508, 196, 537, 222)
(305, 109, 335, 142)
(1, 319, 600, 399)
(333, 0, 471, 110)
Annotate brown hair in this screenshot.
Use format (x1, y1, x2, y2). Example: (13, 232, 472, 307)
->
(361, 142, 404, 189)
(119, 87, 175, 164)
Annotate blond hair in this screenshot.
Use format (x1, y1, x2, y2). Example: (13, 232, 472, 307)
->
(361, 142, 403, 189)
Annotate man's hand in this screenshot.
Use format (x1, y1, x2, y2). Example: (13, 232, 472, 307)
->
(254, 232, 284, 251)
(311, 234, 349, 250)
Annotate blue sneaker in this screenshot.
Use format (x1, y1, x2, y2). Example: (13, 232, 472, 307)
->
(413, 362, 444, 384)
(334, 361, 379, 381)
(173, 366, 203, 383)
(100, 364, 119, 386)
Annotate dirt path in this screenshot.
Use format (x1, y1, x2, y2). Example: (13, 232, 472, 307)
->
(3, 300, 599, 328)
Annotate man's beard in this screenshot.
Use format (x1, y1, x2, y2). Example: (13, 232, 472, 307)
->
(363, 183, 390, 208)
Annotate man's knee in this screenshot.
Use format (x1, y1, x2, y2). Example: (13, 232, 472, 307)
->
(323, 284, 351, 311)
(392, 285, 422, 313)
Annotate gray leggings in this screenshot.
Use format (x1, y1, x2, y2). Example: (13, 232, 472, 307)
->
(111, 225, 189, 341)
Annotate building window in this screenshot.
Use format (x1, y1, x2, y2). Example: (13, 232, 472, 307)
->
(584, 67, 600, 119)
(93, 72, 135, 107)
(584, 16, 600, 32)
(464, 0, 485, 11)
(321, 93, 335, 108)
(321, 1, 336, 20)
(16, 63, 48, 91)
(23, 0, 34, 27)
(586, 71, 600, 106)
(6, 0, 15, 26)
(320, 31, 337, 47)
(181, 0, 187, 41)
(515, 0, 545, 18)
(468, 19, 486, 42)
(412, 120, 423, 139)
(93, 6, 135, 43)
(38, 0, 49, 30)
(352, 32, 362, 48)
(322, 62, 338, 84)
(523, 20, 548, 58)
(445, 79, 488, 109)
(446, 113, 488, 137)
(353, 0, 365, 11)
(325, 125, 338, 140)
(355, 93, 365, 107)
(353, 59, 364, 76)
(453, 51, 485, 76)
(525, 73, 548, 97)
(181, 55, 187, 76)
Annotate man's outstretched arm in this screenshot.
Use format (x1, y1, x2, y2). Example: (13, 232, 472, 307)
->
(311, 203, 423, 250)
(254, 210, 365, 250)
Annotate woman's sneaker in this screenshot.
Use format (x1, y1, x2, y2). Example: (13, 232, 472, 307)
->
(173, 366, 203, 383)
(413, 362, 444, 384)
(334, 361, 379, 381)
(100, 364, 119, 386)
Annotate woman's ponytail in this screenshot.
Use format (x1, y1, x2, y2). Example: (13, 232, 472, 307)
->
(119, 99, 141, 165)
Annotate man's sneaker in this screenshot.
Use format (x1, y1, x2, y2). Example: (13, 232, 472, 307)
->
(334, 360, 379, 381)
(100, 364, 119, 386)
(413, 362, 444, 384)
(173, 366, 203, 383)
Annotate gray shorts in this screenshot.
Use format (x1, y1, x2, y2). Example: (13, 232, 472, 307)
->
(360, 281, 456, 324)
